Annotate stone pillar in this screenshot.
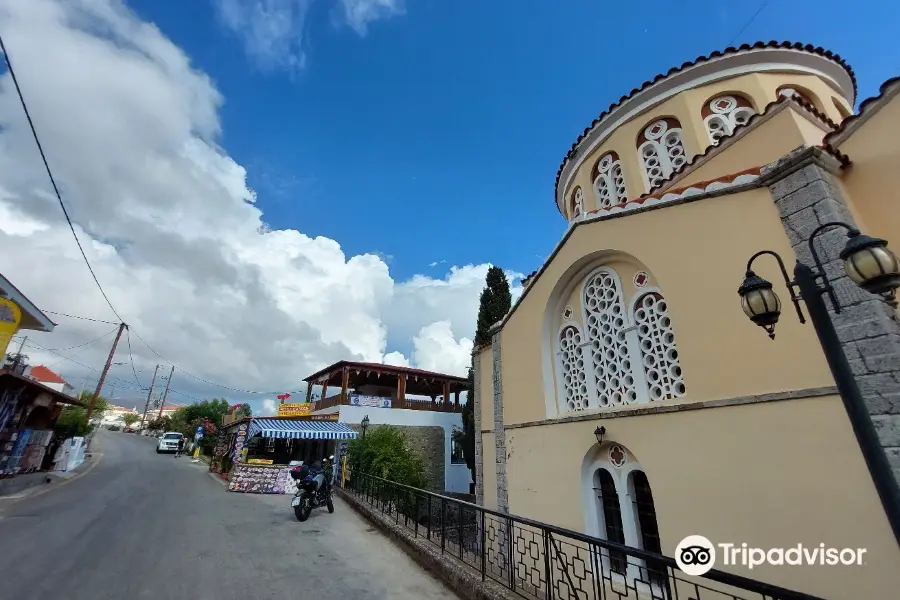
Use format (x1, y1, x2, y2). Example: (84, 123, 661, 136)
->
(492, 329, 509, 513)
(763, 146, 900, 486)
(473, 349, 484, 506)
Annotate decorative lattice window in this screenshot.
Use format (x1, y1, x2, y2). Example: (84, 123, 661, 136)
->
(572, 187, 584, 219)
(637, 119, 687, 191)
(558, 324, 590, 411)
(592, 152, 628, 209)
(583, 269, 637, 408)
(703, 95, 756, 145)
(633, 292, 686, 401)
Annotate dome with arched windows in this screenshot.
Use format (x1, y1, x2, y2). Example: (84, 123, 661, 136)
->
(556, 42, 856, 222)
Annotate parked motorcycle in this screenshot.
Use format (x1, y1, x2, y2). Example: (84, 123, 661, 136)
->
(289, 456, 335, 522)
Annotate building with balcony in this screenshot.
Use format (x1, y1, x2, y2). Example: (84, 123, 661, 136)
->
(304, 360, 471, 493)
(473, 41, 900, 599)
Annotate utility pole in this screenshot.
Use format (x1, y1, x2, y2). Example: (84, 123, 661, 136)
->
(86, 323, 126, 422)
(157, 365, 174, 419)
(139, 364, 160, 430)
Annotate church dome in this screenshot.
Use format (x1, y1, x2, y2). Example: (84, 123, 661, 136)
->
(555, 42, 856, 220)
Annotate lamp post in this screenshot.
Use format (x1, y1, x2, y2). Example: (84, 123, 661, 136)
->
(360, 415, 370, 440)
(737, 221, 900, 546)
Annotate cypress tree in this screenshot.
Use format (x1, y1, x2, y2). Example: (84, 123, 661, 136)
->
(462, 266, 512, 491)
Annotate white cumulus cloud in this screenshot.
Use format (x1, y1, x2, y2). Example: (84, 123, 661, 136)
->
(0, 0, 518, 413)
(212, 0, 405, 71)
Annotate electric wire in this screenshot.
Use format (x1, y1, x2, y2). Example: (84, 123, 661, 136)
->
(0, 34, 124, 322)
(727, 0, 771, 47)
(40, 310, 119, 325)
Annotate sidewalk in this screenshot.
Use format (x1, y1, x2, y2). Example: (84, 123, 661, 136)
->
(0, 437, 102, 500)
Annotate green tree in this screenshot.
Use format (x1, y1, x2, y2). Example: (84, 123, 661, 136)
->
(347, 425, 426, 490)
(474, 266, 513, 347)
(147, 415, 171, 431)
(54, 392, 109, 438)
(122, 413, 140, 428)
(234, 403, 252, 418)
(461, 266, 512, 488)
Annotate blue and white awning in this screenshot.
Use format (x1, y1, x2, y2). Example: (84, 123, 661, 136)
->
(248, 418, 359, 440)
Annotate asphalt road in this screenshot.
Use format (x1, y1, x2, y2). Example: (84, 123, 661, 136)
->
(0, 429, 458, 600)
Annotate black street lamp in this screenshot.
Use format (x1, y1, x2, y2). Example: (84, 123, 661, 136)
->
(593, 425, 606, 445)
(738, 221, 900, 546)
(360, 415, 370, 440)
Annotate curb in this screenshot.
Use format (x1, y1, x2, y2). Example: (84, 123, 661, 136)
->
(335, 487, 516, 600)
(0, 453, 103, 505)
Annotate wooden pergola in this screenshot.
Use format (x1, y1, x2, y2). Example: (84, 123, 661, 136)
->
(302, 361, 468, 413)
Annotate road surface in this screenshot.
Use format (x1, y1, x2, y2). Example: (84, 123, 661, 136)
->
(0, 429, 458, 600)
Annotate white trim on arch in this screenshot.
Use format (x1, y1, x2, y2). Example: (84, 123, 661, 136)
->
(581, 445, 657, 590)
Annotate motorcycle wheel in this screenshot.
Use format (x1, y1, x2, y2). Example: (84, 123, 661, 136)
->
(327, 494, 334, 513)
(295, 499, 312, 522)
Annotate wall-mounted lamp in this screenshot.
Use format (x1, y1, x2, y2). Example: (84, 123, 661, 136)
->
(594, 425, 606, 445)
(361, 415, 370, 439)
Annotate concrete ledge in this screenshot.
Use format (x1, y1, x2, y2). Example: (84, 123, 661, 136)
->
(336, 487, 517, 600)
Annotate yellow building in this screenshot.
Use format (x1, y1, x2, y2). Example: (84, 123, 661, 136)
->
(473, 41, 900, 599)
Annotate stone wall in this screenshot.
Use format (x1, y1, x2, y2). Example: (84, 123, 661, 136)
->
(763, 146, 900, 485)
(473, 346, 484, 507)
(491, 330, 509, 513)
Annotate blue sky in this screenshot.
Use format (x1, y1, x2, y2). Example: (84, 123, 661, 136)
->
(125, 0, 900, 283)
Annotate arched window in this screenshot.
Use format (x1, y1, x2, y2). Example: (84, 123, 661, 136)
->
(633, 291, 686, 401)
(571, 187, 584, 219)
(630, 471, 666, 589)
(593, 152, 628, 209)
(594, 468, 627, 574)
(778, 86, 816, 108)
(702, 95, 756, 145)
(557, 324, 591, 412)
(582, 269, 637, 408)
(637, 118, 687, 191)
(832, 97, 852, 120)
(555, 269, 686, 415)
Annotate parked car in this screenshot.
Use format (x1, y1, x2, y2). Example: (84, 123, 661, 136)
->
(156, 432, 184, 454)
(107, 425, 121, 431)
(124, 427, 136, 433)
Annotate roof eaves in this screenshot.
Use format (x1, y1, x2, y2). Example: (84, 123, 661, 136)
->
(824, 76, 900, 148)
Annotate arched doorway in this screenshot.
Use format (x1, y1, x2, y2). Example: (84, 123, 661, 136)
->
(582, 442, 668, 595)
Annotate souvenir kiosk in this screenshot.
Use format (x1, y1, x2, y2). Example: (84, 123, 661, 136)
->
(224, 411, 358, 494)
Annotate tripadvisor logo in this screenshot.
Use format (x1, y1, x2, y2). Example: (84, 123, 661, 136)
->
(675, 535, 867, 576)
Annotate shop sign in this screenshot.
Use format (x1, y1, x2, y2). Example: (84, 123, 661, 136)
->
(228, 464, 291, 494)
(247, 458, 274, 465)
(277, 403, 311, 417)
(0, 297, 22, 357)
(232, 422, 249, 462)
(350, 393, 390, 408)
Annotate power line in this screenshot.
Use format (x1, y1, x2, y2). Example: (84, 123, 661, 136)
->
(22, 340, 144, 394)
(40, 310, 119, 325)
(41, 326, 119, 353)
(128, 327, 301, 395)
(125, 327, 144, 390)
(727, 0, 771, 47)
(0, 34, 124, 323)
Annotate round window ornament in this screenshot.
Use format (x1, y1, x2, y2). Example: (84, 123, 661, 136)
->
(709, 96, 737, 114)
(633, 271, 650, 288)
(608, 444, 627, 468)
(563, 306, 574, 320)
(644, 120, 668, 141)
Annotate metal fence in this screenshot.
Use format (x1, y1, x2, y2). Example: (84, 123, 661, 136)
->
(343, 472, 826, 600)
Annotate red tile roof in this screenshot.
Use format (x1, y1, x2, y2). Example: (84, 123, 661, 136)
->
(29, 365, 68, 385)
(303, 360, 468, 384)
(554, 41, 857, 206)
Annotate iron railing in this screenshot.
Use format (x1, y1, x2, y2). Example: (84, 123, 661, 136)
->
(343, 472, 826, 600)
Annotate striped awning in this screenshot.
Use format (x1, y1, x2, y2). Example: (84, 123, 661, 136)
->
(248, 418, 359, 440)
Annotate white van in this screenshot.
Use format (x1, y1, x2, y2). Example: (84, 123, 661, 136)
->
(156, 432, 183, 454)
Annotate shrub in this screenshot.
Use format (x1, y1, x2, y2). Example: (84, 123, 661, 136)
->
(347, 425, 426, 490)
